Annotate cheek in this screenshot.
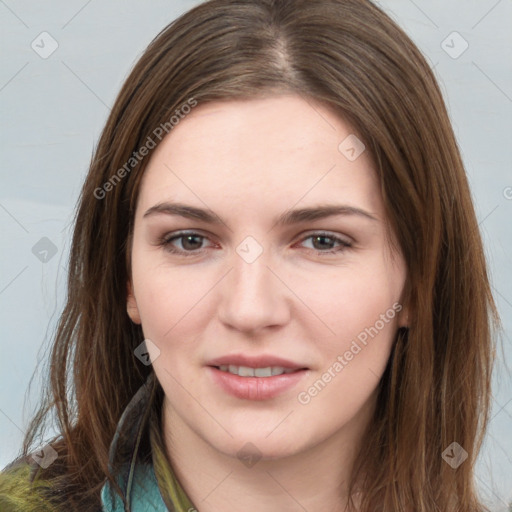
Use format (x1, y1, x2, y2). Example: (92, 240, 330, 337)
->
(133, 272, 206, 383)
(302, 285, 400, 419)
(312, 255, 403, 378)
(130, 246, 207, 340)
(322, 263, 401, 336)
(135, 277, 207, 340)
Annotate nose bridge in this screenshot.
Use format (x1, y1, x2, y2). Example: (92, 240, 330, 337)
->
(218, 235, 289, 331)
(233, 244, 272, 296)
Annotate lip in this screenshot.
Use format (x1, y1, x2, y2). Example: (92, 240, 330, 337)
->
(206, 353, 307, 370)
(205, 353, 309, 401)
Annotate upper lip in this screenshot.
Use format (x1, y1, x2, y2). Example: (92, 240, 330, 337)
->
(206, 354, 308, 370)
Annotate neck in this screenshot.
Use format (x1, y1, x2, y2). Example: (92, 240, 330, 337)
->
(161, 396, 374, 512)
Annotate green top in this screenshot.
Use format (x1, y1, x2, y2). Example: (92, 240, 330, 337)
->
(0, 375, 197, 511)
(149, 412, 196, 511)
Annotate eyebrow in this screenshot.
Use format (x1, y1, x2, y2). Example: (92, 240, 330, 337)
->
(143, 202, 378, 227)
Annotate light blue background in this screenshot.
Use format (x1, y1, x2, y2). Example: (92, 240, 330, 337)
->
(1, 0, 510, 509)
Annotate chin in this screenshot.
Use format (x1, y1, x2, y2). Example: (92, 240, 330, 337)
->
(207, 428, 312, 463)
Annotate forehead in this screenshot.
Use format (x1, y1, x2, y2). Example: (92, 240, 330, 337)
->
(152, 94, 361, 162)
(136, 94, 381, 220)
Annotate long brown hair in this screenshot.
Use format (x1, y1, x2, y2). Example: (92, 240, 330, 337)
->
(19, 0, 499, 510)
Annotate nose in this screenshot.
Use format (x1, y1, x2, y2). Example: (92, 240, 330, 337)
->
(216, 244, 291, 334)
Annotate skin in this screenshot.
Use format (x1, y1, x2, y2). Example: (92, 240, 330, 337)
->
(127, 94, 409, 511)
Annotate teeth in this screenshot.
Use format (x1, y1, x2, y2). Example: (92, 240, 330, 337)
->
(238, 365, 254, 377)
(255, 367, 272, 377)
(217, 365, 296, 377)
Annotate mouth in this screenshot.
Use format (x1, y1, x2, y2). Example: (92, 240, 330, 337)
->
(212, 364, 305, 377)
(206, 354, 309, 400)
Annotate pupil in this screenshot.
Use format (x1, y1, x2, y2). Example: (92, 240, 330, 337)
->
(314, 235, 333, 250)
(183, 235, 201, 250)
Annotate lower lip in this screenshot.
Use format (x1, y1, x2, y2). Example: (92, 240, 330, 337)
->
(207, 366, 308, 401)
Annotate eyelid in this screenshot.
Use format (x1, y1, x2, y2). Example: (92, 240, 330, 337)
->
(293, 231, 353, 255)
(158, 229, 353, 257)
(159, 230, 217, 249)
(159, 229, 352, 244)
(298, 229, 353, 245)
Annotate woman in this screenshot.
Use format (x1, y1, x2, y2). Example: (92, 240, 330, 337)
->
(0, 0, 499, 510)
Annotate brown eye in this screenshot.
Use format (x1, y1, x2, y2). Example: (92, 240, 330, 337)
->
(160, 231, 210, 256)
(158, 230, 352, 257)
(299, 232, 352, 254)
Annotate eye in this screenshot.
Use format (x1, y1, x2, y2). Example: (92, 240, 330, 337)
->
(158, 231, 213, 256)
(157, 230, 352, 257)
(296, 232, 352, 255)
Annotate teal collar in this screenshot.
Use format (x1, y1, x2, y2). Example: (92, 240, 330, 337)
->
(100, 374, 173, 512)
(101, 462, 168, 511)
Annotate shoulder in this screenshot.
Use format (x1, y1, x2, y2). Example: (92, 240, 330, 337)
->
(0, 457, 52, 512)
(0, 453, 64, 512)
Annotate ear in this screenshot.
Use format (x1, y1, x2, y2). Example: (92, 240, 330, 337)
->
(127, 280, 141, 325)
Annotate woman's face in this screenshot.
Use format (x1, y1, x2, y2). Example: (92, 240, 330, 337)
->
(127, 94, 408, 460)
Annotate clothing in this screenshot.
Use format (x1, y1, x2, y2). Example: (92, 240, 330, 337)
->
(0, 374, 197, 511)
(101, 373, 197, 511)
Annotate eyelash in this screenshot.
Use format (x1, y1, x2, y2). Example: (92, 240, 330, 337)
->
(157, 231, 352, 257)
